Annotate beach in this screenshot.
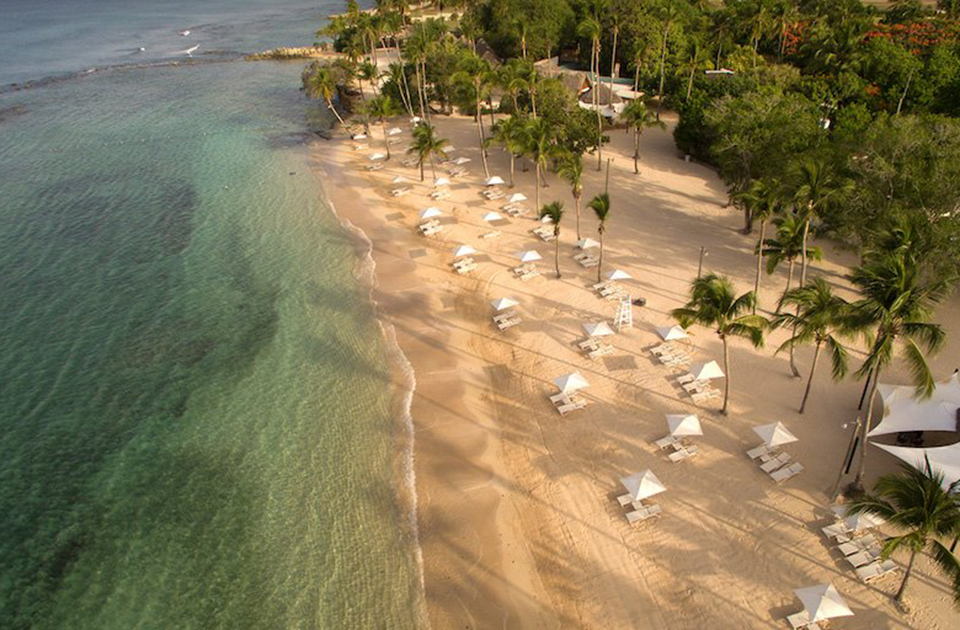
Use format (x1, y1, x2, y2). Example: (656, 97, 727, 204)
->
(313, 111, 960, 629)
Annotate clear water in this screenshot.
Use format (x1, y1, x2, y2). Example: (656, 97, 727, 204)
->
(0, 2, 423, 628)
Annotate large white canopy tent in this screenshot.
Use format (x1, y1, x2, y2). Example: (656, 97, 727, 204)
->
(868, 373, 960, 437)
(874, 442, 960, 491)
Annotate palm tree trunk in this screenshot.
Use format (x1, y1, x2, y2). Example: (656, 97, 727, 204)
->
(574, 192, 581, 240)
(753, 220, 765, 314)
(609, 25, 619, 106)
(800, 216, 811, 286)
(854, 369, 882, 488)
(779, 259, 795, 312)
(419, 158, 424, 181)
(421, 60, 431, 123)
(634, 54, 641, 92)
(328, 102, 346, 126)
(414, 63, 426, 119)
(530, 80, 538, 118)
(594, 40, 603, 171)
(633, 127, 640, 174)
(476, 94, 489, 177)
(799, 340, 821, 414)
(597, 229, 605, 282)
(721, 335, 731, 414)
(895, 547, 918, 604)
(554, 230, 561, 278)
(382, 120, 391, 159)
(657, 22, 669, 120)
(535, 162, 541, 210)
(509, 154, 515, 187)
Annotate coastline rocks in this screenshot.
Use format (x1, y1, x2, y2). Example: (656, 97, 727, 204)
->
(245, 47, 340, 61)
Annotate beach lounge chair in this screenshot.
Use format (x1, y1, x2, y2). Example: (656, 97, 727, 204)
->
(746, 444, 774, 460)
(677, 373, 697, 384)
(588, 344, 613, 360)
(856, 559, 898, 583)
(822, 522, 852, 541)
(578, 338, 601, 351)
(844, 549, 881, 569)
(353, 143, 369, 150)
(454, 262, 477, 274)
(593, 281, 615, 291)
(579, 257, 600, 268)
(616, 493, 635, 507)
(691, 388, 721, 404)
(480, 231, 501, 239)
(519, 269, 541, 282)
(493, 311, 518, 324)
(760, 453, 792, 473)
(549, 393, 572, 406)
(366, 163, 384, 171)
(770, 462, 804, 483)
(391, 187, 411, 197)
(574, 252, 593, 262)
(557, 398, 587, 415)
(401, 157, 418, 167)
(838, 539, 880, 557)
(497, 317, 521, 331)
(786, 611, 823, 630)
(681, 379, 709, 392)
(668, 445, 699, 463)
(420, 225, 442, 237)
(485, 191, 505, 201)
(654, 435, 681, 450)
(626, 504, 662, 523)
(429, 190, 451, 200)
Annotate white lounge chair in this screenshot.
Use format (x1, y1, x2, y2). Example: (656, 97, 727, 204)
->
(454, 262, 477, 274)
(746, 444, 775, 460)
(401, 158, 418, 167)
(391, 187, 411, 197)
(626, 504, 662, 523)
(668, 445, 699, 463)
(822, 522, 852, 540)
(579, 257, 599, 268)
(654, 435, 680, 450)
(786, 611, 823, 630)
(588, 344, 613, 360)
(578, 338, 601, 351)
(759, 453, 792, 473)
(480, 231, 501, 239)
(770, 462, 804, 483)
(856, 559, 898, 582)
(497, 317, 521, 331)
(690, 389, 720, 404)
(677, 373, 696, 384)
(366, 163, 384, 171)
(493, 311, 518, 324)
(843, 549, 881, 569)
(557, 399, 587, 415)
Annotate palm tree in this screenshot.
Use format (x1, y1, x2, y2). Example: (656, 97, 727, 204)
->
(365, 94, 401, 159)
(619, 100, 665, 175)
(762, 212, 821, 310)
(540, 202, 565, 278)
(497, 59, 530, 114)
(654, 0, 684, 120)
(588, 192, 612, 282)
(524, 118, 554, 210)
(577, 16, 603, 170)
(407, 122, 448, 182)
(302, 62, 346, 126)
(846, 460, 960, 608)
(772, 279, 856, 414)
(557, 150, 585, 240)
(453, 53, 493, 177)
(846, 253, 948, 490)
(487, 115, 526, 187)
(672, 274, 766, 414)
(734, 177, 784, 313)
(677, 35, 709, 101)
(790, 158, 852, 288)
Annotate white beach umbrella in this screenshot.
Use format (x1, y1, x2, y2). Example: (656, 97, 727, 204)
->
(482, 211, 503, 222)
(392, 175, 410, 184)
(352, 133, 367, 140)
(689, 360, 724, 381)
(606, 269, 632, 281)
(484, 176, 505, 186)
(419, 207, 443, 219)
(387, 127, 403, 136)
(844, 511, 886, 532)
(515, 250, 542, 263)
(620, 470, 667, 501)
(490, 297, 519, 311)
(577, 238, 600, 250)
(666, 414, 703, 437)
(752, 421, 798, 447)
(540, 215, 554, 223)
(656, 325, 689, 341)
(794, 584, 854, 622)
(582, 322, 615, 337)
(452, 245, 476, 258)
(454, 157, 472, 165)
(369, 152, 386, 161)
(553, 372, 590, 394)
(507, 193, 527, 203)
(441, 145, 455, 153)
(411, 116, 422, 124)
(434, 177, 451, 187)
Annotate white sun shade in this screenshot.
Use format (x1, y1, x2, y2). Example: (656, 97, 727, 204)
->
(666, 414, 703, 437)
(689, 361, 724, 381)
(484, 176, 505, 186)
(620, 470, 667, 501)
(656, 325, 689, 341)
(387, 127, 403, 136)
(582, 322, 615, 337)
(482, 212, 502, 222)
(452, 245, 476, 258)
(515, 250, 542, 263)
(794, 584, 854, 622)
(392, 175, 409, 184)
(434, 177, 450, 187)
(369, 152, 386, 161)
(752, 421, 798, 447)
(490, 297, 519, 311)
(441, 145, 455, 153)
(540, 215, 553, 223)
(411, 116, 422, 124)
(419, 207, 442, 219)
(577, 238, 600, 249)
(553, 372, 589, 394)
(606, 269, 632, 281)
(454, 157, 472, 165)
(507, 193, 527, 203)
(873, 442, 960, 491)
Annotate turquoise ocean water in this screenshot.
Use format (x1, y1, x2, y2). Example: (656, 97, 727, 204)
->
(0, 1, 423, 628)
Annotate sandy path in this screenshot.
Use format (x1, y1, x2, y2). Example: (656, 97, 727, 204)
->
(311, 110, 960, 629)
